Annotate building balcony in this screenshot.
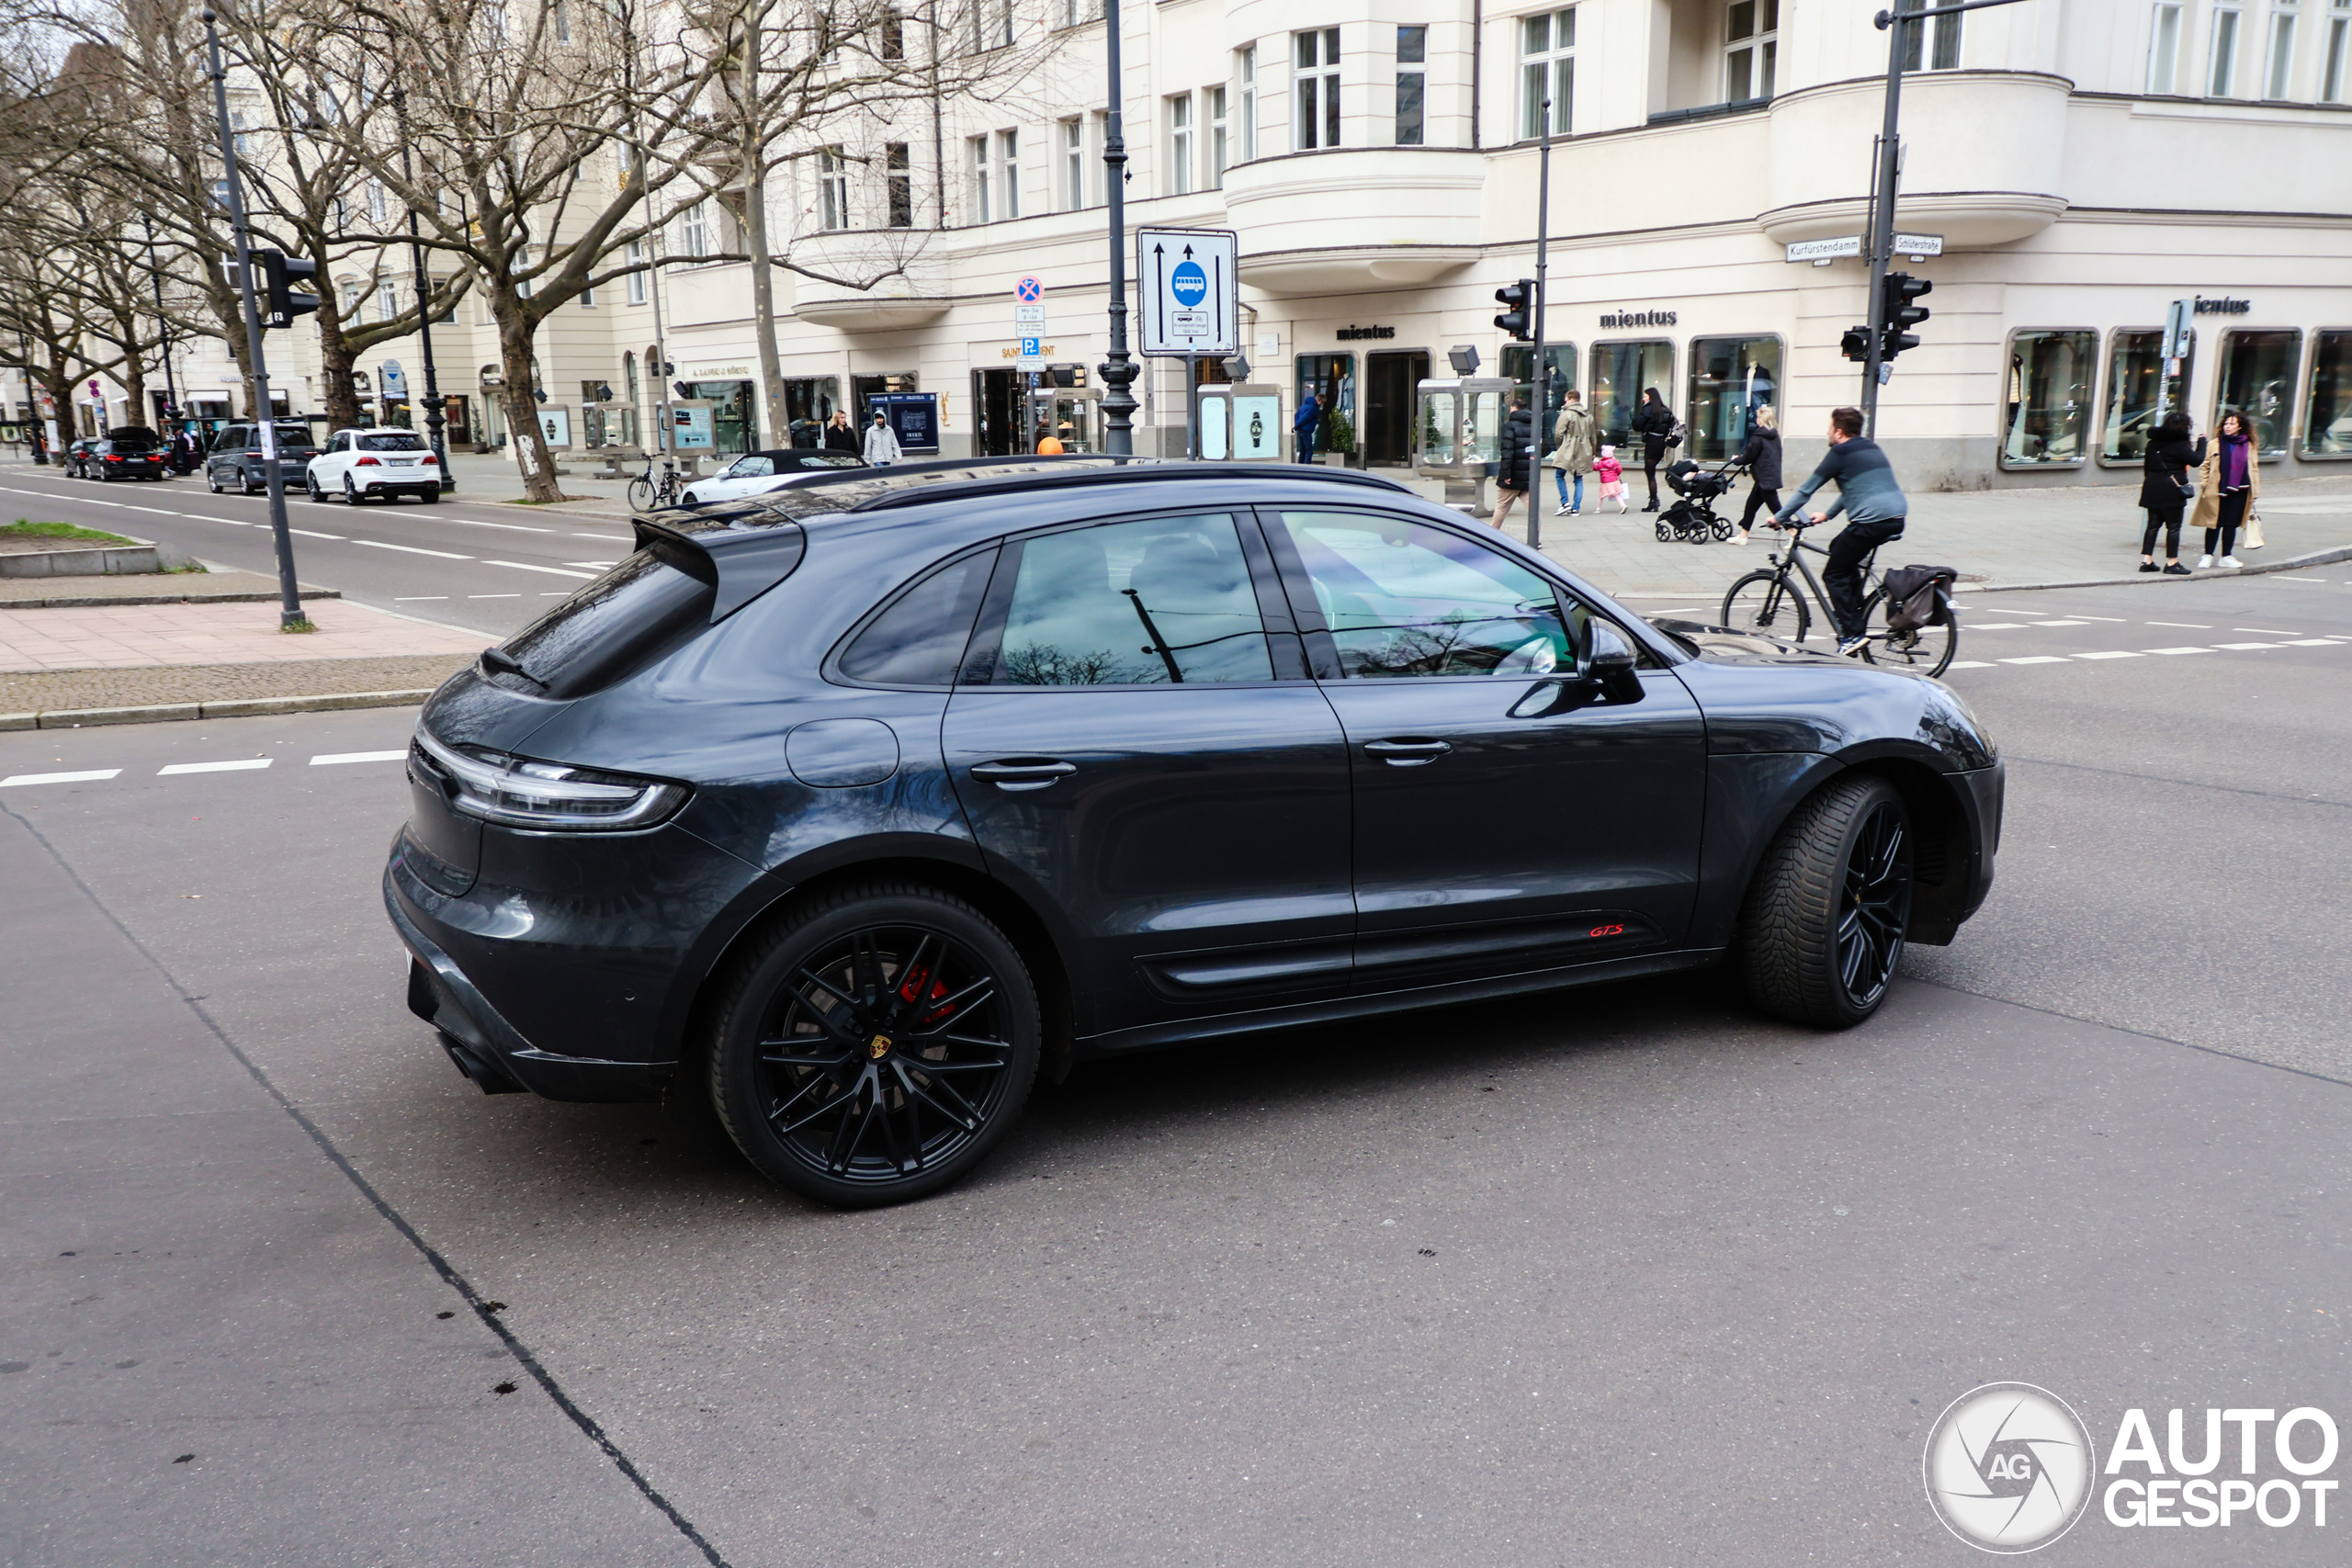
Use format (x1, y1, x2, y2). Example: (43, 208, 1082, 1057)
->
(788, 229, 950, 332)
(1222, 147, 1485, 296)
(1757, 71, 2073, 249)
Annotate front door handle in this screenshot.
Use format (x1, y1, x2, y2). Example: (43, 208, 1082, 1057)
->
(1364, 738, 1453, 766)
(970, 759, 1078, 791)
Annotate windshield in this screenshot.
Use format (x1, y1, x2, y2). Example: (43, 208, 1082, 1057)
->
(358, 433, 426, 452)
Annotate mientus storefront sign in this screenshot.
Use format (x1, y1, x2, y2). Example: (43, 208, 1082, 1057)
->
(1598, 308, 1678, 329)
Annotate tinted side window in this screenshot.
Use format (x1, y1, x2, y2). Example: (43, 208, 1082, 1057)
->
(1271, 511, 1587, 679)
(837, 549, 995, 687)
(991, 513, 1272, 686)
(212, 429, 245, 453)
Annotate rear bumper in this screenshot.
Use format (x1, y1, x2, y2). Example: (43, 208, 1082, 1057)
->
(384, 865, 675, 1102)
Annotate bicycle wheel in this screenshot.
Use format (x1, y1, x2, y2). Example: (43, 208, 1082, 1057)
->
(627, 473, 655, 511)
(1721, 570, 1814, 644)
(1859, 588, 1957, 678)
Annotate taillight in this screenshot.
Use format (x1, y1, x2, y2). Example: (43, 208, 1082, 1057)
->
(421, 454, 438, 465)
(411, 729, 687, 832)
(107, 454, 123, 462)
(356, 456, 380, 466)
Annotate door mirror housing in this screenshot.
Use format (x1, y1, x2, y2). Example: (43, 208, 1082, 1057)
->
(1512, 619, 1644, 716)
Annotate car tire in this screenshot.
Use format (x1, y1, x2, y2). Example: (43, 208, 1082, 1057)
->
(206, 469, 222, 493)
(1737, 775, 1914, 1029)
(707, 883, 1043, 1209)
(343, 476, 360, 505)
(419, 486, 439, 504)
(305, 472, 325, 502)
(241, 473, 261, 495)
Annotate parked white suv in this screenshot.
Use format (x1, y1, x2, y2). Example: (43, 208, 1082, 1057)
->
(307, 428, 443, 503)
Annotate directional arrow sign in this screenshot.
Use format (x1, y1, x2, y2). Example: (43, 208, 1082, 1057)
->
(1136, 227, 1238, 358)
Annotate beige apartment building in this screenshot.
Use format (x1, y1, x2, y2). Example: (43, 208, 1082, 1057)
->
(148, 0, 2352, 488)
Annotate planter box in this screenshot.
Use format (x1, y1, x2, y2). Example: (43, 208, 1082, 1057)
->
(0, 543, 162, 578)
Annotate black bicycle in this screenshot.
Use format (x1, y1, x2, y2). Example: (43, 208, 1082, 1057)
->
(627, 458, 684, 512)
(1718, 518, 1960, 677)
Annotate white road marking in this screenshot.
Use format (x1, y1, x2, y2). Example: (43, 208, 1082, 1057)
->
(2075, 650, 2144, 660)
(440, 517, 560, 534)
(2146, 646, 2212, 655)
(0, 769, 122, 787)
(394, 595, 450, 601)
(571, 531, 632, 540)
(2234, 628, 2301, 635)
(2070, 615, 2128, 621)
(354, 539, 474, 558)
(1998, 656, 2072, 665)
(2214, 642, 2288, 650)
(482, 558, 597, 579)
(310, 750, 407, 765)
(158, 759, 271, 775)
(120, 505, 180, 516)
(288, 528, 345, 540)
(2271, 577, 2329, 584)
(2290, 638, 2346, 647)
(2146, 621, 2210, 628)
(1944, 660, 1996, 669)
(563, 560, 618, 570)
(2034, 619, 2089, 627)
(469, 592, 523, 599)
(1966, 623, 2030, 630)
(181, 513, 249, 524)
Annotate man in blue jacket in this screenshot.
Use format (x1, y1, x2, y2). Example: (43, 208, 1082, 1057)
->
(1772, 405, 1909, 655)
(1294, 389, 1322, 465)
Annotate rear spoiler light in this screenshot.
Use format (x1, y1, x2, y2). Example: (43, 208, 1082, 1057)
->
(630, 515, 807, 623)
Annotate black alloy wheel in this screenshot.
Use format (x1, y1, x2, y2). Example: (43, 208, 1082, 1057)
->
(1721, 569, 1815, 645)
(709, 885, 1041, 1208)
(1738, 775, 1914, 1027)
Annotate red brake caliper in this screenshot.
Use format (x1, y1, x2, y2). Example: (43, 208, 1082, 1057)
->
(898, 964, 954, 1026)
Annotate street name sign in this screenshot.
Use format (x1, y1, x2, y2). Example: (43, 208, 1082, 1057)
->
(1893, 232, 1945, 258)
(1785, 235, 1862, 264)
(1137, 228, 1239, 357)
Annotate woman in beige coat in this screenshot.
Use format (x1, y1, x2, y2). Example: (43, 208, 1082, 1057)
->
(1545, 389, 1598, 513)
(2190, 409, 2260, 569)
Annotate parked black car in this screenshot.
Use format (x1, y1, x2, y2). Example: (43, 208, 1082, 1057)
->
(388, 460, 2003, 1207)
(205, 421, 324, 494)
(61, 437, 100, 478)
(77, 429, 170, 481)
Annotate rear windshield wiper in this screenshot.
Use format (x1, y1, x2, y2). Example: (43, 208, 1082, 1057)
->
(479, 647, 548, 689)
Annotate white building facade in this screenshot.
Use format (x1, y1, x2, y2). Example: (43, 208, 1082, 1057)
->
(160, 0, 2352, 488)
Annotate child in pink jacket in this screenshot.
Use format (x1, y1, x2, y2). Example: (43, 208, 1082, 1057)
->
(1592, 446, 1629, 513)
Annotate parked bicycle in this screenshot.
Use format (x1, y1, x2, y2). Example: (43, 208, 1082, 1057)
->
(1718, 518, 1960, 677)
(627, 458, 684, 512)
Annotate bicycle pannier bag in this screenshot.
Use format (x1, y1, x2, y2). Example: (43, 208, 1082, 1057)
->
(1882, 564, 1957, 634)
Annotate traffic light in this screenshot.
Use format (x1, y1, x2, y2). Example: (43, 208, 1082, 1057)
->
(257, 249, 320, 329)
(1879, 271, 1932, 360)
(1839, 326, 1872, 362)
(1494, 278, 1535, 343)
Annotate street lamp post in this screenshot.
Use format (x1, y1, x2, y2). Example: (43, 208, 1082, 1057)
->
(1096, 0, 1138, 457)
(1860, 0, 2026, 435)
(1527, 95, 1555, 550)
(200, 6, 307, 630)
(392, 88, 452, 490)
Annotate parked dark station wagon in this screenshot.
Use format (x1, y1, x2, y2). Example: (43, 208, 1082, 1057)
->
(387, 459, 2003, 1206)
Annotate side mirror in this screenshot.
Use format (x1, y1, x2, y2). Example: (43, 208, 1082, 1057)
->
(1510, 621, 1644, 716)
(1588, 622, 1645, 704)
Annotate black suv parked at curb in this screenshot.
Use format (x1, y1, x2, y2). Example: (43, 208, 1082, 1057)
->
(205, 421, 323, 494)
(388, 459, 2003, 1207)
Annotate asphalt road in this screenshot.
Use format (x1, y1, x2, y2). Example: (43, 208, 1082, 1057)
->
(0, 466, 636, 637)
(3, 573, 2348, 1564)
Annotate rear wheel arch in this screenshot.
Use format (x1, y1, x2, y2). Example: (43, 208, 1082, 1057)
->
(676, 853, 1078, 1089)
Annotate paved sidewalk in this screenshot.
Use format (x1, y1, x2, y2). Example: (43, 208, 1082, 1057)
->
(0, 569, 340, 609)
(0, 596, 488, 673)
(0, 652, 474, 719)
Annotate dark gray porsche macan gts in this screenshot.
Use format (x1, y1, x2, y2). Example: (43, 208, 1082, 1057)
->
(388, 459, 2002, 1206)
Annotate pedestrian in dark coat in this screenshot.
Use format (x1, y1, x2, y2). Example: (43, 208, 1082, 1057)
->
(1633, 388, 1675, 511)
(822, 411, 860, 453)
(1491, 396, 1534, 534)
(2137, 411, 2203, 574)
(1293, 389, 1322, 464)
(1733, 405, 1783, 545)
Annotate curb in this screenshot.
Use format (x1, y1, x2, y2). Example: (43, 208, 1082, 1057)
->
(1972, 543, 2352, 593)
(0, 587, 342, 610)
(0, 687, 433, 732)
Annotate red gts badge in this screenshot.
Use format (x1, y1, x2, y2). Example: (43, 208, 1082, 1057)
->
(1589, 923, 1625, 938)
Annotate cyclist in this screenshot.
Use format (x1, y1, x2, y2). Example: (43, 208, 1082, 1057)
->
(1770, 405, 1908, 656)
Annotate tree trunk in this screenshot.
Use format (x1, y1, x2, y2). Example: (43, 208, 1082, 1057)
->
(317, 295, 362, 431)
(496, 312, 561, 502)
(741, 5, 789, 450)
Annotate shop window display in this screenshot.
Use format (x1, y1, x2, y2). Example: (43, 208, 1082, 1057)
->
(2214, 329, 2301, 456)
(2000, 331, 2096, 467)
(1686, 336, 1781, 461)
(1500, 344, 1577, 429)
(2303, 331, 2352, 457)
(2099, 329, 2195, 463)
(1589, 341, 1673, 448)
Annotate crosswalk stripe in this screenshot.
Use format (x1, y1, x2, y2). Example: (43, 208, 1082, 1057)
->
(158, 759, 271, 775)
(0, 769, 122, 787)
(310, 750, 408, 765)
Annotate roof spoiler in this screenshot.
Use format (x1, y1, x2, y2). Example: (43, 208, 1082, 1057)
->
(631, 515, 808, 623)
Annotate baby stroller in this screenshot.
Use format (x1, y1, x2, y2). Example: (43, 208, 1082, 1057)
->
(1655, 457, 1745, 544)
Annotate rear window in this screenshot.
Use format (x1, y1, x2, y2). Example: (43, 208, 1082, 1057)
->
(488, 547, 717, 699)
(358, 433, 426, 452)
(108, 437, 159, 452)
(275, 423, 320, 449)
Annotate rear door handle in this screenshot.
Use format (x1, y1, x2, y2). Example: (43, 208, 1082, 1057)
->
(1364, 739, 1453, 766)
(971, 759, 1078, 791)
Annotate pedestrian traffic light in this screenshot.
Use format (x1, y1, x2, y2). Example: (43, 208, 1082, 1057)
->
(1839, 326, 1872, 362)
(257, 249, 320, 329)
(1494, 278, 1535, 343)
(1878, 271, 1932, 360)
